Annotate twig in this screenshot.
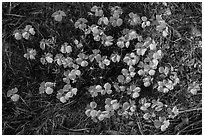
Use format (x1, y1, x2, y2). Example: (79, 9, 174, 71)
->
(179, 107, 202, 114)
(4, 13, 26, 17)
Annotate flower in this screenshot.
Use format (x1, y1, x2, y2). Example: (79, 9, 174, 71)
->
(52, 10, 66, 22)
(24, 48, 37, 60)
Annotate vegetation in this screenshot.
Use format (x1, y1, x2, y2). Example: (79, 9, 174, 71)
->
(2, 2, 202, 135)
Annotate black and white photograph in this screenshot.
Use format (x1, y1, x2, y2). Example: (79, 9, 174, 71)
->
(2, 2, 202, 135)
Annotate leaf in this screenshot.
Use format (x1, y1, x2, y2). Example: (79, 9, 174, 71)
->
(106, 89, 112, 94)
(132, 92, 139, 98)
(60, 96, 66, 103)
(137, 48, 147, 56)
(161, 125, 168, 131)
(45, 87, 53, 95)
(11, 94, 20, 102)
(149, 43, 157, 50)
(117, 75, 125, 83)
(159, 66, 165, 73)
(112, 103, 120, 110)
(154, 120, 162, 129)
(7, 87, 18, 97)
(65, 92, 73, 99)
(90, 110, 98, 117)
(123, 102, 130, 110)
(143, 113, 151, 120)
(149, 69, 155, 76)
(13, 30, 22, 40)
(90, 101, 97, 109)
(59, 10, 66, 16)
(172, 106, 179, 115)
(45, 82, 54, 87)
(110, 99, 118, 105)
(187, 58, 195, 67)
(105, 98, 112, 105)
(71, 88, 77, 95)
(85, 109, 91, 117)
(98, 114, 105, 121)
(155, 106, 163, 112)
(116, 18, 123, 26)
(104, 82, 111, 90)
